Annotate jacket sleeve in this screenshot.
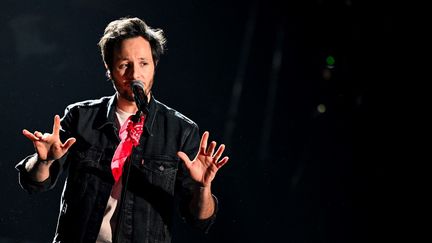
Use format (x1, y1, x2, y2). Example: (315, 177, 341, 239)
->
(176, 123, 219, 233)
(15, 105, 76, 194)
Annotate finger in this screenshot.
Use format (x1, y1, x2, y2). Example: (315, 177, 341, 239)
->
(177, 151, 192, 170)
(177, 151, 191, 163)
(213, 144, 225, 162)
(52, 115, 61, 136)
(61, 137, 76, 150)
(199, 131, 209, 153)
(34, 131, 43, 139)
(41, 133, 51, 141)
(216, 156, 229, 169)
(22, 129, 40, 141)
(206, 141, 216, 156)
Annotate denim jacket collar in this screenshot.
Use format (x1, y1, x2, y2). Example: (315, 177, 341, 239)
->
(94, 93, 158, 136)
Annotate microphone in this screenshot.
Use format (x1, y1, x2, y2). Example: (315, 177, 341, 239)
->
(130, 80, 149, 115)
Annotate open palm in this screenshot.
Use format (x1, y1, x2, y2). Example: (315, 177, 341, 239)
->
(177, 131, 229, 187)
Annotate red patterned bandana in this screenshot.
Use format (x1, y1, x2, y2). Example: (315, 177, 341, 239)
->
(111, 115, 145, 182)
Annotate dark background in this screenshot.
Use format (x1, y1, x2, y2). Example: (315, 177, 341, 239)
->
(0, 0, 410, 242)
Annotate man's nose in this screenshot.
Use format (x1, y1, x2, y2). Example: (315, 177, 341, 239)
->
(127, 65, 141, 80)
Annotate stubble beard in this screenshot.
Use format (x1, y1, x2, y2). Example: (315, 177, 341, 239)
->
(117, 79, 153, 103)
(123, 90, 135, 102)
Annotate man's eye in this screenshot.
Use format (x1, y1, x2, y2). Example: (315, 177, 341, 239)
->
(119, 64, 129, 69)
(140, 62, 148, 66)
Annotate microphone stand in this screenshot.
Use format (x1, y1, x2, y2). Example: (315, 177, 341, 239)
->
(114, 85, 148, 242)
(113, 110, 145, 243)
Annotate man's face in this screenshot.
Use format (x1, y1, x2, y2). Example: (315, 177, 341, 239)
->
(110, 36, 155, 102)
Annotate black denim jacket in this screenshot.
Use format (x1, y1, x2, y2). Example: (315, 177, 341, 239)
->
(16, 94, 217, 243)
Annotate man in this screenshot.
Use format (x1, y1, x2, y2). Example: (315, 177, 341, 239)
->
(15, 17, 229, 243)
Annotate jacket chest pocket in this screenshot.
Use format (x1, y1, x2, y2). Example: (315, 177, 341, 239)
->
(131, 155, 179, 195)
(66, 147, 115, 200)
(70, 146, 114, 173)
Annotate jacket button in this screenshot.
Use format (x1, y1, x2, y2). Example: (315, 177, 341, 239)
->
(158, 165, 165, 171)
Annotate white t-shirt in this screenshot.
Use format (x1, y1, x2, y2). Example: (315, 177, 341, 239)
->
(96, 108, 135, 243)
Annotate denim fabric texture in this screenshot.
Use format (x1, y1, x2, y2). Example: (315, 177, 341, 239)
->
(16, 94, 217, 243)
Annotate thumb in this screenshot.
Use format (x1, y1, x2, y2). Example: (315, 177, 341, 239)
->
(177, 151, 192, 169)
(62, 137, 76, 151)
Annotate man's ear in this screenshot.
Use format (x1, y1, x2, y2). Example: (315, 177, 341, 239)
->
(104, 63, 111, 79)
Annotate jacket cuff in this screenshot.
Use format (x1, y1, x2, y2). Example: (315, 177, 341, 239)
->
(181, 194, 219, 233)
(15, 154, 53, 193)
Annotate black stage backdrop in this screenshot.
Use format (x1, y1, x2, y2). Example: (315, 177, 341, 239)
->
(0, 0, 406, 242)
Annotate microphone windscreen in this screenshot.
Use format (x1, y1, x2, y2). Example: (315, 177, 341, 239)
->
(130, 80, 148, 114)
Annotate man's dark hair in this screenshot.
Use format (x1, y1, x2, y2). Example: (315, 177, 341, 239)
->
(98, 17, 166, 70)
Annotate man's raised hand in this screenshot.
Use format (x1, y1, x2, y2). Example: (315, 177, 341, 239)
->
(22, 115, 76, 162)
(177, 131, 229, 187)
